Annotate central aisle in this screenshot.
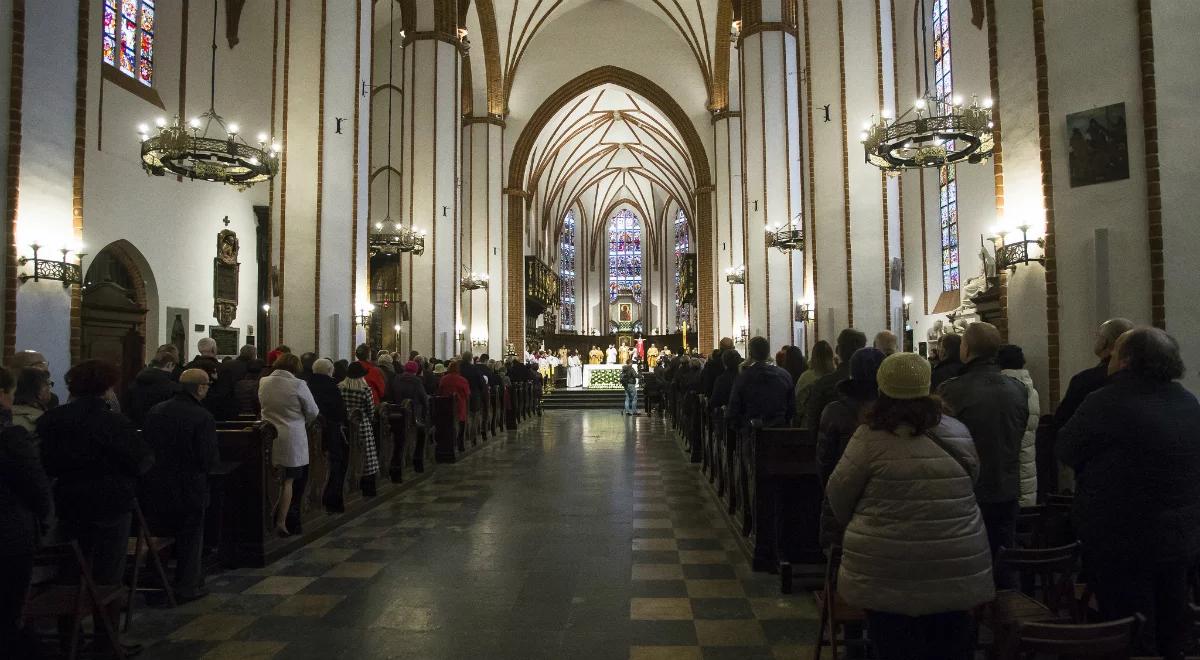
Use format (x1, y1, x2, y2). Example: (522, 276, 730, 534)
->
(135, 411, 817, 659)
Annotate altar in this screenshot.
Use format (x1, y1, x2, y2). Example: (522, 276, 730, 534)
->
(582, 364, 624, 389)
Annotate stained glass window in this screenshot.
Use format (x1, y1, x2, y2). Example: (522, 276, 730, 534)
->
(673, 209, 691, 327)
(608, 208, 643, 303)
(932, 0, 959, 291)
(104, 0, 155, 87)
(559, 210, 577, 331)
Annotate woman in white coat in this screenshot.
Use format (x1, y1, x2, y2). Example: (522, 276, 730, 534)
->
(998, 344, 1041, 506)
(259, 352, 319, 536)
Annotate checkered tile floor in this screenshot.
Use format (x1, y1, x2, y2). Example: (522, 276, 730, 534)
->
(126, 411, 817, 659)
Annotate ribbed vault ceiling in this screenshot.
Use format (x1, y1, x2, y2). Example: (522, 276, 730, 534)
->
(524, 84, 696, 255)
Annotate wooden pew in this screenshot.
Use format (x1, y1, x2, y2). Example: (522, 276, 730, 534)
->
(490, 384, 502, 436)
(381, 401, 416, 483)
(431, 395, 461, 463)
(745, 425, 824, 572)
(697, 395, 711, 476)
(684, 392, 703, 464)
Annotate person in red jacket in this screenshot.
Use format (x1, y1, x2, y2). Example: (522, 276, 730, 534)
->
(354, 344, 386, 404)
(437, 360, 471, 424)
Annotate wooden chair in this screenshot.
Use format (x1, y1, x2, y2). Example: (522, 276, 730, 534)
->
(812, 547, 868, 660)
(23, 541, 128, 659)
(989, 542, 1083, 657)
(1006, 614, 1142, 659)
(123, 498, 177, 630)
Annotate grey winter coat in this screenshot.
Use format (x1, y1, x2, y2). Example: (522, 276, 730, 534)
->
(826, 416, 995, 616)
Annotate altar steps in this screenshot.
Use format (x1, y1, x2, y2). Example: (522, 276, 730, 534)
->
(541, 387, 641, 410)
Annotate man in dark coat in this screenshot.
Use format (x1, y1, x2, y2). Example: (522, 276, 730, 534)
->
(0, 366, 51, 655)
(728, 337, 795, 429)
(699, 337, 734, 398)
(391, 361, 431, 425)
(1057, 327, 1200, 658)
(939, 322, 1029, 587)
(140, 369, 220, 601)
(708, 349, 743, 412)
(1054, 317, 1134, 429)
(805, 329, 867, 438)
(307, 359, 349, 513)
(930, 333, 965, 389)
(127, 347, 180, 425)
(458, 350, 487, 410)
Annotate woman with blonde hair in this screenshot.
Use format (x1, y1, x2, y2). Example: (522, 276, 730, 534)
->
(258, 352, 319, 536)
(339, 362, 379, 496)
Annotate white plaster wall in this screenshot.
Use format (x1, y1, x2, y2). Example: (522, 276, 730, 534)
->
(805, 0, 849, 343)
(1045, 0, 1150, 383)
(318, 0, 361, 360)
(13, 0, 76, 389)
(1153, 0, 1200, 393)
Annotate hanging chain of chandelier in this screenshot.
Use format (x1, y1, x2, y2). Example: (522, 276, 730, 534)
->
(138, 0, 278, 189)
(861, 0, 995, 174)
(367, 0, 424, 259)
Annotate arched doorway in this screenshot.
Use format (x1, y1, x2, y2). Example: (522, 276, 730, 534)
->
(81, 240, 157, 405)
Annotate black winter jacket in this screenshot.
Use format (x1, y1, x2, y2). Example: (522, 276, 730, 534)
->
(140, 393, 220, 513)
(939, 359, 1029, 503)
(1057, 371, 1200, 561)
(391, 373, 430, 423)
(127, 367, 179, 425)
(38, 396, 153, 522)
(0, 423, 51, 556)
(816, 379, 877, 548)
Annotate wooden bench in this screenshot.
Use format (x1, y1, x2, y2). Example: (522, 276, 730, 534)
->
(431, 394, 461, 463)
(745, 425, 824, 571)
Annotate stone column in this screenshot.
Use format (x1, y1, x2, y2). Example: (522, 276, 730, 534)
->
(463, 116, 504, 357)
(712, 43, 745, 344)
(739, 0, 805, 349)
(400, 8, 461, 358)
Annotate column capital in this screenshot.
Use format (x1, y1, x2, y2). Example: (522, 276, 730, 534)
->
(403, 30, 467, 54)
(711, 109, 741, 124)
(462, 114, 507, 128)
(739, 22, 798, 44)
(503, 187, 531, 198)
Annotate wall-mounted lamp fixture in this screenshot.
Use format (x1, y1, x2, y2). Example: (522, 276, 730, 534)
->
(355, 304, 375, 327)
(765, 214, 804, 253)
(902, 295, 913, 321)
(460, 270, 490, 291)
(795, 301, 813, 324)
(470, 332, 488, 348)
(261, 303, 271, 316)
(19, 244, 85, 287)
(993, 225, 1045, 271)
(736, 322, 749, 345)
(725, 265, 746, 285)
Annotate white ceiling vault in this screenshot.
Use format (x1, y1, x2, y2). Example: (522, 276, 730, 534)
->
(524, 84, 696, 262)
(483, 0, 726, 111)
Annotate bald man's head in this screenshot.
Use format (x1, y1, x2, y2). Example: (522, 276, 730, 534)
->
(179, 368, 211, 400)
(1094, 317, 1135, 359)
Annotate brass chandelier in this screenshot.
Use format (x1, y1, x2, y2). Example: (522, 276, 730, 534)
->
(138, 0, 278, 189)
(861, 94, 993, 174)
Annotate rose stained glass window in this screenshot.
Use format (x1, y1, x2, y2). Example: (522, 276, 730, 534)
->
(608, 208, 643, 303)
(104, 0, 154, 87)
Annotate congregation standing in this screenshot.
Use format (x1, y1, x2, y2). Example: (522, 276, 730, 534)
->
(649, 319, 1200, 660)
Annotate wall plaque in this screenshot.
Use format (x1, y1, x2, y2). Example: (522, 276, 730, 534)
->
(214, 228, 240, 327)
(208, 326, 240, 356)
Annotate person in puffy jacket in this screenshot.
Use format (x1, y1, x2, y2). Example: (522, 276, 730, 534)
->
(827, 352, 993, 660)
(998, 344, 1040, 506)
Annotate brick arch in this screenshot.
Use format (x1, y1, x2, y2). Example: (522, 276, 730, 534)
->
(506, 66, 714, 348)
